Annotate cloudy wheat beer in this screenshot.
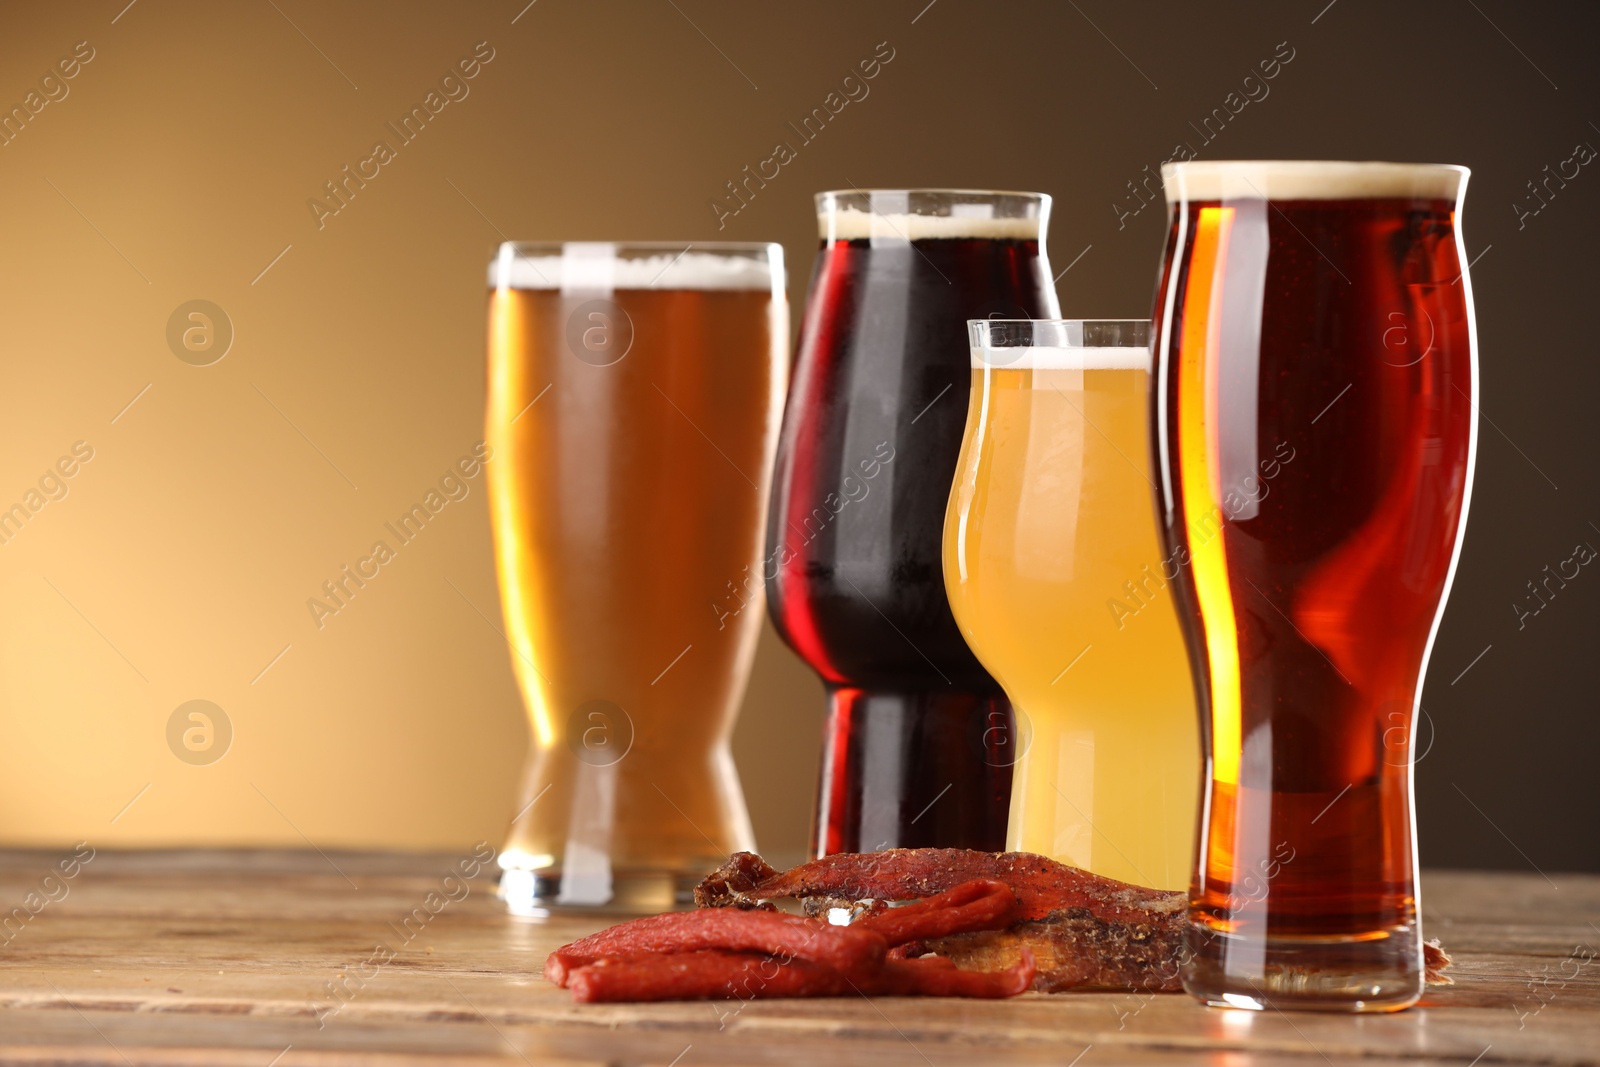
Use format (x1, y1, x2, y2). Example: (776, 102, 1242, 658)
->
(945, 321, 1197, 891)
(1153, 162, 1476, 1010)
(486, 242, 786, 912)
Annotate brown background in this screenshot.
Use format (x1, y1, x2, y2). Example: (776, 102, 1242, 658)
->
(0, 0, 1592, 873)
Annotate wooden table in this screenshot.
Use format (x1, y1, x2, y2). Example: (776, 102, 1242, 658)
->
(0, 850, 1593, 1065)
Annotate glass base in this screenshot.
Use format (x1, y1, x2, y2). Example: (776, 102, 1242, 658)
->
(498, 867, 702, 917)
(1182, 925, 1423, 1012)
(814, 686, 1013, 855)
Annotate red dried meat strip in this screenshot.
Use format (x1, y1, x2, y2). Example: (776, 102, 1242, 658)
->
(701, 849, 1184, 993)
(544, 908, 885, 988)
(740, 848, 1184, 925)
(871, 949, 1036, 998)
(569, 950, 848, 1002)
(854, 878, 1016, 945)
(567, 947, 1036, 1003)
(697, 851, 1455, 993)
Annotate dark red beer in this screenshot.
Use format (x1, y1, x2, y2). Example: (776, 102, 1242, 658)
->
(766, 191, 1059, 857)
(1151, 162, 1476, 1010)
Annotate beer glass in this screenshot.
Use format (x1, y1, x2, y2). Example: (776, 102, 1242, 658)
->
(486, 241, 787, 912)
(766, 190, 1059, 857)
(944, 320, 1197, 891)
(1152, 162, 1476, 1010)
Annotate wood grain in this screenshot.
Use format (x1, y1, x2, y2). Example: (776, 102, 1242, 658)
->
(0, 850, 1593, 1065)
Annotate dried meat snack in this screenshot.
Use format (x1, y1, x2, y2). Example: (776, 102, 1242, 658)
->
(734, 848, 1184, 925)
(854, 878, 1016, 946)
(695, 850, 1455, 993)
(544, 907, 885, 987)
(559, 851, 1453, 1003)
(569, 950, 852, 1003)
(922, 912, 1183, 993)
(554, 875, 1040, 1003)
(699, 849, 1184, 992)
(567, 946, 1037, 1003)
(692, 850, 780, 909)
(868, 949, 1036, 998)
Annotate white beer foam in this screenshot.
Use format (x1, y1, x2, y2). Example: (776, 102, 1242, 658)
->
(972, 345, 1151, 371)
(1164, 161, 1466, 202)
(823, 208, 1041, 242)
(490, 249, 778, 290)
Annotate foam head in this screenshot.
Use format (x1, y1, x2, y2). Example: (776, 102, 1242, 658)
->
(823, 209, 1042, 242)
(1162, 161, 1467, 203)
(968, 320, 1150, 368)
(817, 190, 1047, 242)
(971, 345, 1150, 371)
(490, 242, 782, 292)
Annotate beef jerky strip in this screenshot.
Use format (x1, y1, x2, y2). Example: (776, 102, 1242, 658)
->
(870, 949, 1037, 998)
(567, 947, 1036, 1003)
(701, 850, 1183, 993)
(854, 879, 1016, 946)
(923, 912, 1183, 993)
(544, 908, 885, 987)
(569, 950, 849, 1002)
(733, 848, 1184, 925)
(692, 850, 780, 909)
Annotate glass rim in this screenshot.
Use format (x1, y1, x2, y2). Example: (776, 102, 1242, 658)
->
(1161, 160, 1468, 202)
(816, 191, 1050, 241)
(1163, 159, 1469, 175)
(815, 188, 1050, 204)
(969, 318, 1151, 357)
(972, 317, 1151, 327)
(489, 241, 784, 292)
(491, 240, 782, 258)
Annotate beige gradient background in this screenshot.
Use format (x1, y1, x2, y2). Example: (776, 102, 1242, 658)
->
(0, 1, 1594, 871)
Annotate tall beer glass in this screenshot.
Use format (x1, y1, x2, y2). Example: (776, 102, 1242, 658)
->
(486, 242, 787, 912)
(766, 191, 1059, 857)
(945, 320, 1197, 891)
(1152, 162, 1476, 1010)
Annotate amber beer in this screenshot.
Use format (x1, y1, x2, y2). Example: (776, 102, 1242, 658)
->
(1153, 162, 1476, 1010)
(486, 242, 786, 912)
(944, 320, 1197, 891)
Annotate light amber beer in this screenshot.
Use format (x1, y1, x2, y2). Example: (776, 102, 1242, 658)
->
(486, 242, 786, 912)
(944, 320, 1197, 890)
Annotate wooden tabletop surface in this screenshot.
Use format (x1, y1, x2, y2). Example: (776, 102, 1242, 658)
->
(0, 849, 1593, 1066)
